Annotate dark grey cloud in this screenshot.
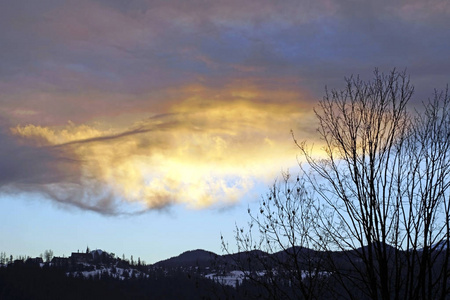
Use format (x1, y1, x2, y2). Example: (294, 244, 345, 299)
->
(1, 0, 448, 101)
(0, 126, 79, 187)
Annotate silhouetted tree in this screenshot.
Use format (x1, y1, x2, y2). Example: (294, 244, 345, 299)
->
(295, 69, 450, 300)
(0, 252, 6, 264)
(44, 249, 54, 263)
(223, 171, 327, 300)
(227, 69, 450, 300)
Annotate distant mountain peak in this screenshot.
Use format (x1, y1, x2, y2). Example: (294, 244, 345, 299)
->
(153, 249, 217, 268)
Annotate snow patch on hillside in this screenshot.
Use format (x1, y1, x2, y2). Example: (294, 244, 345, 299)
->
(67, 265, 149, 280)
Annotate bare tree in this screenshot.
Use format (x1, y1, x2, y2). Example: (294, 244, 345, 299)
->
(222, 172, 327, 300)
(44, 249, 54, 263)
(0, 252, 6, 265)
(295, 69, 450, 299)
(401, 88, 450, 300)
(225, 69, 450, 300)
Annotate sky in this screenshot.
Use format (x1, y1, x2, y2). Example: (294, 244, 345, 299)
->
(1, 0, 450, 264)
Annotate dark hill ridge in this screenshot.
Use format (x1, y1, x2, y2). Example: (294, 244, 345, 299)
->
(152, 247, 329, 271)
(150, 241, 448, 270)
(152, 249, 270, 269)
(153, 249, 217, 268)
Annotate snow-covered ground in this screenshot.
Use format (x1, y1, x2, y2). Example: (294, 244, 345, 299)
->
(205, 269, 330, 288)
(205, 270, 246, 288)
(67, 265, 149, 280)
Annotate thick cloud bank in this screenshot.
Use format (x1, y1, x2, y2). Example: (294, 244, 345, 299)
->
(1, 0, 449, 213)
(5, 92, 313, 214)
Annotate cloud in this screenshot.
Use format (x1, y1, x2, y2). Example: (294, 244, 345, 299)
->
(2, 0, 448, 100)
(5, 85, 315, 214)
(1, 0, 449, 214)
(0, 121, 89, 210)
(0, 128, 78, 187)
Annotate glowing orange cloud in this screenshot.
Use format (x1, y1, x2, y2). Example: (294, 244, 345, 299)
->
(11, 84, 316, 213)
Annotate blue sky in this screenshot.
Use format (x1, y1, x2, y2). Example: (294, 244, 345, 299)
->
(1, 192, 254, 263)
(1, 0, 449, 263)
